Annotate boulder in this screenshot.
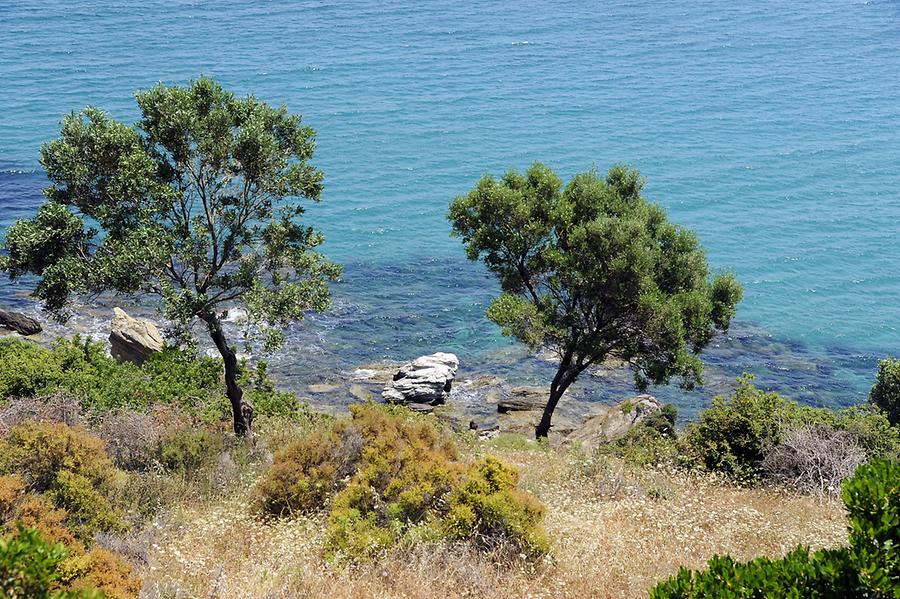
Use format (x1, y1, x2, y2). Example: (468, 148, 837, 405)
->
(565, 394, 661, 452)
(0, 308, 41, 336)
(109, 307, 163, 365)
(496, 386, 547, 413)
(382, 352, 459, 405)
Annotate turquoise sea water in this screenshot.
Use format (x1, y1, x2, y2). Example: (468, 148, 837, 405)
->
(2, 0, 900, 418)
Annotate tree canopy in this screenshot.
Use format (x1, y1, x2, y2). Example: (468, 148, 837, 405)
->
(449, 163, 742, 437)
(0, 77, 340, 434)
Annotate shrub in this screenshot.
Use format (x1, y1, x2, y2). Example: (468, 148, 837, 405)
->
(156, 427, 224, 473)
(256, 403, 548, 564)
(443, 457, 548, 559)
(871, 358, 900, 426)
(680, 376, 900, 483)
(761, 426, 867, 495)
(0, 525, 83, 599)
(0, 422, 125, 540)
(96, 409, 164, 472)
(0, 481, 140, 598)
(650, 459, 900, 598)
(252, 430, 354, 516)
(843, 459, 900, 593)
(678, 376, 787, 482)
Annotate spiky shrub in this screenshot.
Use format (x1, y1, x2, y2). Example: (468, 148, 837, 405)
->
(255, 404, 548, 563)
(0, 422, 125, 540)
(650, 459, 900, 598)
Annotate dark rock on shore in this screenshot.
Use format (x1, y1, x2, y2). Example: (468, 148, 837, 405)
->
(0, 308, 42, 336)
(496, 386, 548, 413)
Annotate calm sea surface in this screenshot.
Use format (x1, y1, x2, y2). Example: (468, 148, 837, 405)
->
(2, 0, 900, 418)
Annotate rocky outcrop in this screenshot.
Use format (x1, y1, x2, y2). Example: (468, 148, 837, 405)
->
(382, 352, 459, 406)
(0, 308, 41, 336)
(109, 307, 164, 365)
(565, 394, 661, 452)
(496, 386, 548, 413)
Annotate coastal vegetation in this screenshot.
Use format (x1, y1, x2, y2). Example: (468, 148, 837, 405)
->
(0, 78, 340, 436)
(0, 80, 896, 598)
(0, 338, 895, 596)
(448, 163, 742, 437)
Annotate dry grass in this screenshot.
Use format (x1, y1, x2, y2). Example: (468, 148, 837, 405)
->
(138, 441, 848, 599)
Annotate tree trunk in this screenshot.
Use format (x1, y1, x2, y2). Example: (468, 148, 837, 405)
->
(535, 361, 577, 439)
(204, 315, 253, 436)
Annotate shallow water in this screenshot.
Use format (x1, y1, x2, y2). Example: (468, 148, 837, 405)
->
(2, 0, 899, 419)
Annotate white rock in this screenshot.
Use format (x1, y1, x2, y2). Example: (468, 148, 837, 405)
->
(382, 352, 459, 406)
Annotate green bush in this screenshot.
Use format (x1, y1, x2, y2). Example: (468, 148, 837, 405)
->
(0, 525, 102, 599)
(443, 457, 548, 559)
(871, 358, 900, 426)
(156, 427, 224, 473)
(0, 422, 125, 540)
(843, 459, 900, 593)
(680, 376, 900, 483)
(255, 403, 548, 563)
(650, 459, 900, 598)
(0, 337, 310, 423)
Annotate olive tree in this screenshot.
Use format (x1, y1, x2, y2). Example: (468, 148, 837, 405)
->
(0, 78, 340, 435)
(449, 163, 742, 438)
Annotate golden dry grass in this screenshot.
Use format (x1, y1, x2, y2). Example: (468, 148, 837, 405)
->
(139, 443, 848, 599)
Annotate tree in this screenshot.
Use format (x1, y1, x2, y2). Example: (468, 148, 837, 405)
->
(448, 163, 742, 438)
(870, 357, 900, 425)
(0, 78, 340, 436)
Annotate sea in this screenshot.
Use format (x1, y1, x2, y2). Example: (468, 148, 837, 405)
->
(2, 0, 899, 420)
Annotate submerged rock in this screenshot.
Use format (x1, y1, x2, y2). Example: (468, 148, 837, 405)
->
(565, 394, 661, 452)
(383, 352, 459, 406)
(109, 307, 164, 365)
(0, 308, 42, 336)
(496, 386, 548, 413)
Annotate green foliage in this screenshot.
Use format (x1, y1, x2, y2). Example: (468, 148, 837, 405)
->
(680, 376, 900, 483)
(449, 162, 741, 436)
(0, 422, 125, 540)
(0, 526, 101, 599)
(679, 376, 788, 482)
(843, 460, 900, 593)
(156, 427, 223, 473)
(0, 337, 308, 423)
(239, 360, 309, 420)
(255, 404, 548, 563)
(650, 459, 900, 598)
(443, 457, 548, 559)
(872, 358, 900, 426)
(0, 77, 340, 434)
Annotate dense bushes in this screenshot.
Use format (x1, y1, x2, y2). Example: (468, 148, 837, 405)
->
(0, 423, 142, 598)
(650, 459, 900, 598)
(254, 403, 548, 563)
(0, 525, 101, 599)
(0, 422, 125, 540)
(871, 358, 900, 426)
(678, 376, 900, 485)
(0, 337, 307, 422)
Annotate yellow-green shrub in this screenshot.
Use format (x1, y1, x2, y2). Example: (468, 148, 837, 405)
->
(0, 422, 125, 540)
(443, 457, 548, 559)
(0, 477, 140, 598)
(256, 403, 548, 563)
